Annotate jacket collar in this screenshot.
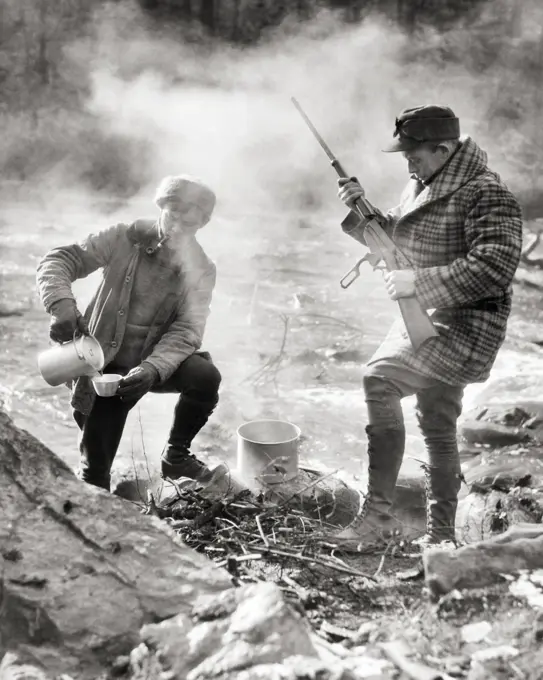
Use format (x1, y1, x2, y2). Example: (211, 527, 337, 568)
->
(401, 136, 489, 217)
(126, 219, 160, 248)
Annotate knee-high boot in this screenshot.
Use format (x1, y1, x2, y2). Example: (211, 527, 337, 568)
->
(419, 452, 462, 544)
(333, 424, 406, 550)
(415, 384, 464, 545)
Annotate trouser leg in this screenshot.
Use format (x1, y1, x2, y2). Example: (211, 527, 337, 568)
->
(362, 374, 407, 517)
(334, 363, 419, 548)
(73, 396, 132, 491)
(152, 351, 221, 480)
(416, 383, 464, 542)
(333, 359, 456, 550)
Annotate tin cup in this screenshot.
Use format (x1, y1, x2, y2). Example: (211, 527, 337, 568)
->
(91, 374, 122, 397)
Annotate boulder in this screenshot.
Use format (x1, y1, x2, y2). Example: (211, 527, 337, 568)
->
(129, 581, 384, 680)
(460, 402, 543, 443)
(0, 409, 232, 679)
(261, 468, 426, 535)
(458, 419, 532, 447)
(132, 581, 317, 679)
(456, 452, 543, 543)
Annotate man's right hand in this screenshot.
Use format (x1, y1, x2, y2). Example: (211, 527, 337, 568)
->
(337, 177, 365, 209)
(49, 298, 89, 343)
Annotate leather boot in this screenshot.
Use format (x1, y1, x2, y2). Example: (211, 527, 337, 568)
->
(160, 396, 215, 481)
(333, 425, 406, 551)
(414, 455, 462, 547)
(161, 447, 213, 482)
(414, 384, 464, 547)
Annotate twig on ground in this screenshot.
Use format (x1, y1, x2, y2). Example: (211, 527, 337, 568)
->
(294, 313, 363, 333)
(137, 406, 153, 484)
(373, 538, 396, 578)
(249, 543, 376, 580)
(145, 490, 160, 517)
(242, 313, 290, 386)
(281, 573, 311, 601)
(216, 553, 263, 568)
(263, 469, 340, 517)
(255, 514, 269, 547)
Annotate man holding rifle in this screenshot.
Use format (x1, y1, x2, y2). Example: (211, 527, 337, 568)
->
(334, 105, 523, 549)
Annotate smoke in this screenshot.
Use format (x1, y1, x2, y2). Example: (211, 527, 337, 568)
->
(86, 13, 408, 218)
(69, 0, 543, 354)
(5, 0, 540, 469)
(82, 1, 541, 221)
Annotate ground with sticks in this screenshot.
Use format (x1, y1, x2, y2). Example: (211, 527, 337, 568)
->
(140, 478, 543, 680)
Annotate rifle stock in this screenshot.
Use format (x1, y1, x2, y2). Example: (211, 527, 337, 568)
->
(363, 222, 439, 351)
(291, 96, 439, 351)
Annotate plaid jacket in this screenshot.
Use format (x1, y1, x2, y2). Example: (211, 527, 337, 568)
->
(37, 220, 215, 414)
(343, 136, 523, 386)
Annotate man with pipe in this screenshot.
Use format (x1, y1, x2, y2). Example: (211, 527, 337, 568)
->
(37, 175, 220, 491)
(335, 106, 523, 548)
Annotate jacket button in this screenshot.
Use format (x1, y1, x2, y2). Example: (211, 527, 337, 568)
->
(111, 341, 118, 348)
(119, 309, 125, 316)
(125, 276, 131, 283)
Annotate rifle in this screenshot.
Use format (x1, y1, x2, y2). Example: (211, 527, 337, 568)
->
(291, 97, 438, 352)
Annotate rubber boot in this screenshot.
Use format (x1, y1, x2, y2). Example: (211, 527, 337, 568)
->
(160, 396, 216, 482)
(333, 425, 406, 551)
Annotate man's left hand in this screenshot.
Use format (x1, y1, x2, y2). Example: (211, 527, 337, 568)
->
(384, 270, 416, 300)
(117, 363, 160, 401)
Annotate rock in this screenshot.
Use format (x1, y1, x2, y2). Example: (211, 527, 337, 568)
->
(379, 640, 442, 680)
(456, 488, 542, 544)
(509, 569, 543, 609)
(499, 407, 533, 427)
(352, 621, 379, 645)
(424, 524, 543, 598)
(132, 582, 321, 679)
(261, 468, 362, 528)
(533, 611, 543, 642)
(460, 621, 492, 644)
(111, 464, 159, 503)
(456, 454, 543, 543)
(462, 401, 543, 442)
(131, 581, 388, 679)
(458, 419, 532, 447)
(262, 469, 425, 535)
(0, 652, 51, 680)
(462, 453, 543, 491)
(0, 409, 232, 679)
(467, 657, 516, 680)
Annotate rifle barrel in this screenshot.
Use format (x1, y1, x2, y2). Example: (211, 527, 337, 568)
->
(290, 97, 337, 164)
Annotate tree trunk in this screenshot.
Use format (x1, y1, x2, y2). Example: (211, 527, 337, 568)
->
(200, 0, 216, 33)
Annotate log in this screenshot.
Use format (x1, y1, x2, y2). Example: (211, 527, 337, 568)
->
(0, 409, 231, 679)
(458, 419, 532, 447)
(424, 524, 543, 598)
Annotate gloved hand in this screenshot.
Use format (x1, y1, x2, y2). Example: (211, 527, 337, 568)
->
(49, 298, 89, 343)
(117, 363, 160, 401)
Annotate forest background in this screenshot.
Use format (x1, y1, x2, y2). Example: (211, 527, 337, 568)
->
(0, 0, 542, 218)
